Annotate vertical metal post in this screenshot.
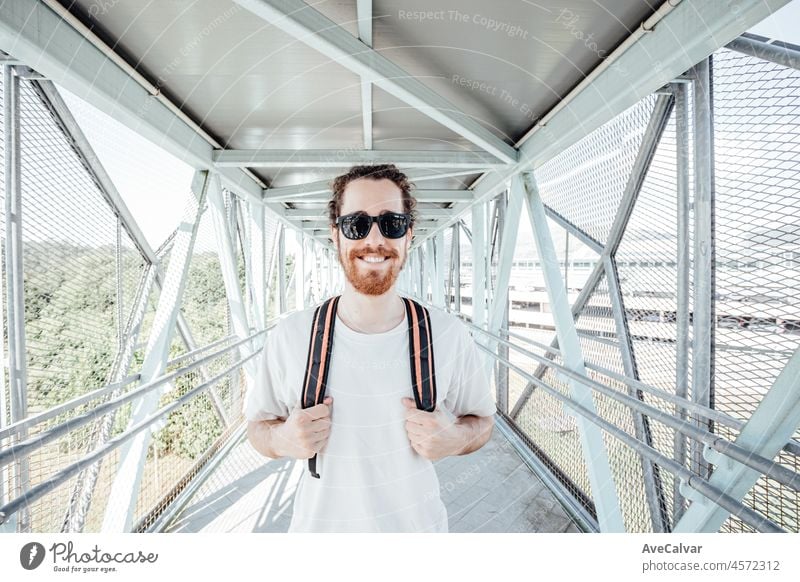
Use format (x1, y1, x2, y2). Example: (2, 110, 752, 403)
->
(328, 247, 335, 296)
(209, 176, 258, 417)
(248, 201, 267, 330)
(453, 223, 461, 312)
(295, 230, 305, 310)
(471, 202, 486, 329)
(522, 172, 624, 532)
(277, 224, 286, 314)
(116, 217, 124, 349)
(417, 247, 424, 299)
(432, 230, 445, 307)
(423, 239, 433, 302)
(488, 189, 518, 414)
(674, 80, 691, 523)
(564, 231, 570, 293)
(101, 171, 209, 532)
(690, 57, 715, 481)
(3, 64, 28, 533)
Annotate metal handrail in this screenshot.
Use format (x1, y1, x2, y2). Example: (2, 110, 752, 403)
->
(0, 328, 268, 469)
(165, 335, 236, 369)
(478, 343, 783, 532)
(0, 374, 141, 441)
(417, 300, 799, 494)
(472, 320, 800, 493)
(0, 348, 260, 526)
(499, 326, 800, 458)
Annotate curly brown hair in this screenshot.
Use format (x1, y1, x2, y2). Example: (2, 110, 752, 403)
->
(327, 164, 417, 227)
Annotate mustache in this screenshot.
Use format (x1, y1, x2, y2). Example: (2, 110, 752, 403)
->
(349, 246, 399, 259)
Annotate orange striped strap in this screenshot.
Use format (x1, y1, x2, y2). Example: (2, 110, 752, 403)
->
(301, 295, 340, 478)
(402, 297, 437, 413)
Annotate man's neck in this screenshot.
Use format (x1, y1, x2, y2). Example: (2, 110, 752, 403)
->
(337, 286, 405, 333)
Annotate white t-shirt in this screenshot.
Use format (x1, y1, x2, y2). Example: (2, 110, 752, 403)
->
(243, 298, 496, 532)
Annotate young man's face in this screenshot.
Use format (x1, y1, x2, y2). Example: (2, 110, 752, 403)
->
(331, 177, 412, 296)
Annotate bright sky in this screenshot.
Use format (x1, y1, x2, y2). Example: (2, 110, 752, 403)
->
(57, 1, 799, 253)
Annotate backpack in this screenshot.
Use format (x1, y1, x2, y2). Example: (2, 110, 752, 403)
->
(301, 294, 437, 478)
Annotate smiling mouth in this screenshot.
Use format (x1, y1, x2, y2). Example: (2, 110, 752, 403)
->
(357, 255, 391, 264)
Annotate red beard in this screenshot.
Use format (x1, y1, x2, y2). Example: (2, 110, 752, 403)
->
(338, 244, 406, 296)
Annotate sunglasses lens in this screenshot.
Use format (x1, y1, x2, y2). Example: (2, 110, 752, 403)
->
(341, 213, 371, 239)
(379, 214, 409, 238)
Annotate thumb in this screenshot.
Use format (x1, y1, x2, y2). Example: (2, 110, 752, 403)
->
(323, 396, 333, 405)
(401, 397, 416, 408)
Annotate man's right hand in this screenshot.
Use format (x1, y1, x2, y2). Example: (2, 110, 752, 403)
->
(272, 396, 333, 459)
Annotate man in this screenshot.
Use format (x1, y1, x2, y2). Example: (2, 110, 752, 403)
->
(244, 164, 495, 532)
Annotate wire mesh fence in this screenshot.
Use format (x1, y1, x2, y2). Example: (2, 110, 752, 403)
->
(712, 47, 800, 533)
(0, 71, 273, 533)
(489, 42, 800, 533)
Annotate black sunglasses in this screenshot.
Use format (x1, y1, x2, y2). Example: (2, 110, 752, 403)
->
(335, 211, 412, 240)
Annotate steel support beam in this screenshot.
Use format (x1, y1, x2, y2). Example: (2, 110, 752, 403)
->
(452, 223, 461, 312)
(432, 231, 445, 308)
(263, 171, 485, 201)
(523, 171, 624, 532)
(233, 0, 517, 164)
(214, 149, 507, 169)
(356, 0, 373, 150)
(101, 171, 209, 532)
(2, 64, 28, 533)
(286, 207, 455, 220)
(544, 206, 604, 255)
(277, 224, 286, 314)
(690, 58, 715, 481)
(295, 230, 306, 310)
(488, 188, 521, 415)
(209, 175, 259, 418)
(726, 34, 800, 71)
(604, 255, 668, 533)
(422, 239, 433, 303)
(470, 202, 487, 329)
(248, 202, 267, 330)
(605, 93, 675, 254)
(674, 80, 691, 523)
(488, 186, 522, 335)
(674, 347, 800, 533)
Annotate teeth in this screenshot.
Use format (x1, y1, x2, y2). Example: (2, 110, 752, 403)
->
(361, 255, 386, 263)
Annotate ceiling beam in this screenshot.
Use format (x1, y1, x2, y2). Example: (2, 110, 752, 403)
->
(296, 218, 440, 230)
(233, 0, 518, 165)
(214, 149, 507, 169)
(282, 190, 473, 204)
(263, 169, 485, 201)
(356, 0, 373, 150)
(286, 207, 455, 220)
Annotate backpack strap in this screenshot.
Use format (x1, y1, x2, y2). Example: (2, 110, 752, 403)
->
(300, 295, 437, 479)
(301, 295, 340, 479)
(401, 297, 437, 413)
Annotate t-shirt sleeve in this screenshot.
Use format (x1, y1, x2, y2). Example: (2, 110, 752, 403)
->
(243, 326, 292, 422)
(443, 320, 496, 418)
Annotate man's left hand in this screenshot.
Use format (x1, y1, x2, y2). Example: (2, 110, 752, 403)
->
(401, 397, 466, 461)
